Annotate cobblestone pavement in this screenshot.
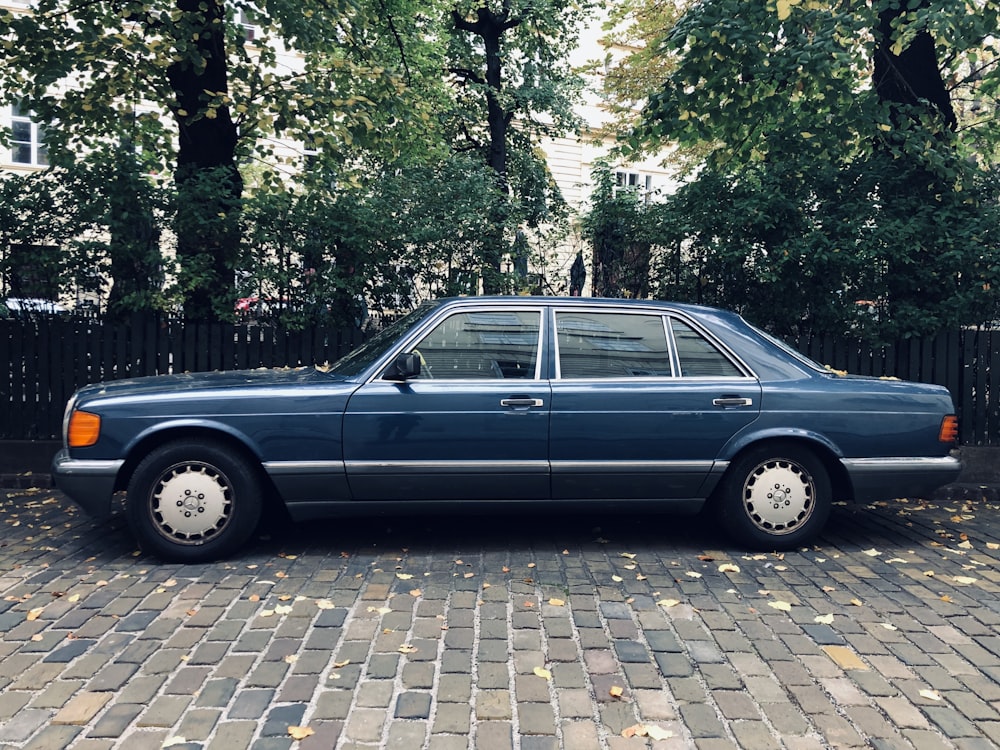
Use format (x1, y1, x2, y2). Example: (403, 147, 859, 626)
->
(2, 488, 1000, 750)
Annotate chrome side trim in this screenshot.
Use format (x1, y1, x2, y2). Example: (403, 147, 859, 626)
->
(551, 460, 714, 473)
(345, 460, 549, 474)
(840, 456, 961, 472)
(263, 461, 346, 473)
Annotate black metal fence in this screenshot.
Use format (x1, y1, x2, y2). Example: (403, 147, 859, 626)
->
(2, 317, 998, 445)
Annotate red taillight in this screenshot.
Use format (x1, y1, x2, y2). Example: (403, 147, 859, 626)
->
(68, 411, 101, 448)
(938, 415, 959, 444)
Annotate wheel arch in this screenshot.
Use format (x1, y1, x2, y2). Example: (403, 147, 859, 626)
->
(115, 425, 274, 499)
(720, 434, 853, 504)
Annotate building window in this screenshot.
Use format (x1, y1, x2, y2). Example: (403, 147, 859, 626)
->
(11, 104, 48, 166)
(615, 171, 652, 193)
(235, 8, 259, 41)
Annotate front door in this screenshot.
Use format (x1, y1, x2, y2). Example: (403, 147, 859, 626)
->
(343, 307, 551, 500)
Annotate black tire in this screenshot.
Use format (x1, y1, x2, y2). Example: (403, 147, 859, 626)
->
(126, 438, 263, 563)
(714, 442, 832, 551)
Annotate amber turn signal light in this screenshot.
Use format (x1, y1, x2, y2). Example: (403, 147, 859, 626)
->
(938, 415, 959, 444)
(68, 411, 101, 448)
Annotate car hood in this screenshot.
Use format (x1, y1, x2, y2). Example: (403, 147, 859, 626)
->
(74, 367, 352, 407)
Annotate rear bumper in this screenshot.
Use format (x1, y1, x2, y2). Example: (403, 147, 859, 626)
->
(51, 449, 123, 519)
(841, 455, 962, 502)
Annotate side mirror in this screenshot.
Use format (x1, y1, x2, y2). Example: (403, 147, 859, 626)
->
(384, 352, 421, 381)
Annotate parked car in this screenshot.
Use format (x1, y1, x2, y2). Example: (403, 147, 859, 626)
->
(53, 296, 961, 562)
(2, 297, 69, 318)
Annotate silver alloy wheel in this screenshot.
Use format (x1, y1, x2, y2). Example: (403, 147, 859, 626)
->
(742, 457, 815, 534)
(150, 461, 232, 544)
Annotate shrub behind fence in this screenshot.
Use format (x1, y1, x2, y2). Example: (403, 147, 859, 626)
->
(2, 316, 998, 445)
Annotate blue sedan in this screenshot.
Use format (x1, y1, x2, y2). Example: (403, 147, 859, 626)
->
(53, 297, 961, 562)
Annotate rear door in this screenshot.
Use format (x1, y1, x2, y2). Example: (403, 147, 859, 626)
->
(549, 309, 761, 500)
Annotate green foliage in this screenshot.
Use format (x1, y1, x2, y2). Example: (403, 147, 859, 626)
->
(599, 0, 1000, 339)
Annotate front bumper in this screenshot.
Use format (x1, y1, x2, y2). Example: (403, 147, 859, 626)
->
(841, 455, 963, 502)
(51, 448, 124, 519)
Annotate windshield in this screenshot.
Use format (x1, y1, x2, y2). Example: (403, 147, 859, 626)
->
(328, 302, 436, 377)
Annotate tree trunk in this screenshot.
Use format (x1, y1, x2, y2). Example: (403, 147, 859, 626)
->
(873, 1, 956, 330)
(167, 0, 243, 322)
(452, 6, 520, 293)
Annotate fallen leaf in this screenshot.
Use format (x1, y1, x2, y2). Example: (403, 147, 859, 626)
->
(548, 598, 565, 607)
(316, 599, 334, 609)
(274, 605, 293, 615)
(880, 622, 898, 631)
(814, 613, 834, 625)
(863, 548, 881, 557)
(527, 563, 536, 568)
(850, 598, 864, 607)
(367, 606, 392, 615)
(718, 563, 740, 574)
(68, 594, 81, 603)
(260, 609, 275, 617)
(622, 724, 673, 740)
(620, 552, 637, 559)
(26, 607, 44, 621)
(769, 600, 792, 612)
(686, 571, 703, 579)
(409, 589, 422, 597)
(609, 685, 624, 698)
(284, 654, 298, 664)
(463, 572, 475, 579)
(611, 575, 623, 583)
(163, 738, 188, 748)
(941, 595, 952, 603)
(396, 573, 413, 580)
(657, 599, 681, 608)
(919, 689, 942, 701)
(987, 542, 999, 550)
(533, 667, 552, 680)
(333, 659, 350, 668)
(398, 644, 419, 654)
(288, 726, 315, 740)
(30, 634, 43, 642)
(954, 576, 977, 585)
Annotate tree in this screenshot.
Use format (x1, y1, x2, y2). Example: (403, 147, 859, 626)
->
(0, 0, 443, 320)
(446, 0, 589, 292)
(618, 0, 1000, 337)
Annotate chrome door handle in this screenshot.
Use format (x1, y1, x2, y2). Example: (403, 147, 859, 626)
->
(713, 397, 753, 407)
(500, 398, 544, 408)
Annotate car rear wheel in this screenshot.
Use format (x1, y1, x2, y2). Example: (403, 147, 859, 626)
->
(715, 442, 832, 550)
(126, 439, 263, 563)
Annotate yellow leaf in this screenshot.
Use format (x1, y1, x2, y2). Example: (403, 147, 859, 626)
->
(533, 667, 552, 680)
(274, 605, 293, 615)
(814, 613, 834, 625)
(398, 644, 418, 654)
(288, 725, 315, 740)
(987, 542, 999, 550)
(284, 654, 298, 664)
(954, 576, 977, 585)
(769, 600, 792, 612)
(620, 553, 636, 559)
(260, 609, 275, 617)
(548, 598, 565, 607)
(686, 571, 703, 578)
(367, 606, 392, 615)
(718, 563, 740, 574)
(863, 549, 881, 557)
(396, 573, 413, 580)
(850, 598, 864, 607)
(919, 689, 942, 701)
(409, 589, 422, 597)
(609, 685, 624, 698)
(26, 607, 44, 621)
(657, 599, 680, 608)
(315, 599, 334, 609)
(333, 659, 350, 668)
(611, 575, 623, 583)
(68, 594, 81, 603)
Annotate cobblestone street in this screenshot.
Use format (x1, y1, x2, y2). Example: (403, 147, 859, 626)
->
(2, 487, 1000, 749)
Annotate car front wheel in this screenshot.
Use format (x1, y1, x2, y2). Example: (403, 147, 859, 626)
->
(126, 439, 263, 563)
(715, 442, 832, 550)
